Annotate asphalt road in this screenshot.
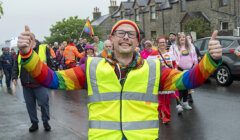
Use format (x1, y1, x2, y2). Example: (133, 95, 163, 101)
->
(7, 79, 240, 140)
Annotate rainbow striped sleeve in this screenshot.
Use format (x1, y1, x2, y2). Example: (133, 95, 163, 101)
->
(21, 51, 86, 90)
(160, 53, 221, 91)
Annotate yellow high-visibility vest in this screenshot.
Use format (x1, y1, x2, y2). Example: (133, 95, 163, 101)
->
(86, 57, 160, 140)
(18, 44, 47, 76)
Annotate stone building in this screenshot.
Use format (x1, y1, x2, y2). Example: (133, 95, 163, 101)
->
(93, 0, 240, 40)
(92, 0, 119, 40)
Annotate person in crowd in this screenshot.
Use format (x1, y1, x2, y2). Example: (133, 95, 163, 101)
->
(56, 42, 66, 70)
(76, 38, 85, 53)
(167, 33, 177, 49)
(92, 35, 104, 54)
(53, 42, 59, 53)
(0, 47, 14, 90)
(12, 36, 54, 132)
(99, 39, 113, 58)
(79, 45, 96, 65)
(140, 38, 147, 50)
(63, 40, 84, 68)
(186, 34, 201, 62)
(186, 34, 201, 103)
(11, 48, 17, 60)
(156, 36, 178, 124)
(140, 40, 158, 59)
(17, 20, 221, 140)
(169, 32, 199, 113)
(47, 44, 56, 59)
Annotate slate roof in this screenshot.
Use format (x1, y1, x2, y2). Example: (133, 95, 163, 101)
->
(92, 14, 110, 26)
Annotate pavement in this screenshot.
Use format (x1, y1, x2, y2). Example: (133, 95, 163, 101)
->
(0, 84, 82, 140)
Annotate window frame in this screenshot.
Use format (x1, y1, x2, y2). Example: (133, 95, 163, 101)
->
(150, 5, 156, 20)
(220, 22, 229, 30)
(135, 8, 139, 22)
(219, 0, 229, 7)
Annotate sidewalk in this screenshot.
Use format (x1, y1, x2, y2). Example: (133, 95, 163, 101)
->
(0, 86, 82, 140)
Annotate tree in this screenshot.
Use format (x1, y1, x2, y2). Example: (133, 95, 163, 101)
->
(183, 17, 211, 39)
(44, 16, 101, 44)
(0, 1, 3, 18)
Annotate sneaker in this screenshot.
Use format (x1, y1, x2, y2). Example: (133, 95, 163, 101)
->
(182, 102, 192, 110)
(29, 123, 38, 132)
(43, 122, 51, 131)
(176, 105, 183, 114)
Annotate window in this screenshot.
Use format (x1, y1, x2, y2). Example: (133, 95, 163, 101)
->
(151, 31, 157, 40)
(181, 0, 187, 12)
(150, 6, 156, 20)
(135, 9, 139, 22)
(220, 39, 233, 48)
(221, 22, 229, 30)
(194, 40, 204, 51)
(121, 11, 125, 19)
(203, 39, 210, 51)
(219, 0, 229, 7)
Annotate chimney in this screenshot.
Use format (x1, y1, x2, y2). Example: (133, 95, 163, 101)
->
(93, 7, 101, 20)
(109, 0, 119, 14)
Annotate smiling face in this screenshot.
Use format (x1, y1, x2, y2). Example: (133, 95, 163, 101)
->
(86, 49, 94, 56)
(110, 24, 139, 56)
(144, 42, 152, 52)
(158, 38, 167, 51)
(178, 34, 186, 45)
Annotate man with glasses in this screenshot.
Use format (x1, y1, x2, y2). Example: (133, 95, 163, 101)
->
(17, 19, 222, 140)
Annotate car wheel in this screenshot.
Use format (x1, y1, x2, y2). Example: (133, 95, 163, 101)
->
(215, 66, 233, 86)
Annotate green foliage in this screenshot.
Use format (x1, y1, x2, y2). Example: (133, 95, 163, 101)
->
(44, 16, 101, 44)
(0, 2, 4, 18)
(183, 18, 211, 39)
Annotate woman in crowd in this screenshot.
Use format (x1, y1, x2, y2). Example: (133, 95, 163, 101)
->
(156, 36, 177, 124)
(140, 40, 157, 59)
(169, 32, 198, 113)
(79, 44, 96, 65)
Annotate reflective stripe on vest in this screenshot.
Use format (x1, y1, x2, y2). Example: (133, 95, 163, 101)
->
(89, 120, 159, 130)
(86, 57, 160, 140)
(18, 44, 47, 76)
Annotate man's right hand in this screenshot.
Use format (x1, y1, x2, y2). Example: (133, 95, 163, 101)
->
(17, 25, 36, 54)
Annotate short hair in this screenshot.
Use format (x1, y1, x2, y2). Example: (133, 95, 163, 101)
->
(156, 35, 167, 43)
(169, 32, 176, 36)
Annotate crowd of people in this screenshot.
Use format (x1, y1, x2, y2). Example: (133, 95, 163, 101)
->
(0, 19, 222, 139)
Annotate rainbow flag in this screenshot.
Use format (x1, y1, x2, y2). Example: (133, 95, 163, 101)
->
(83, 19, 94, 36)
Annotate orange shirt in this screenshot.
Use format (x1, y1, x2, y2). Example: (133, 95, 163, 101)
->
(63, 43, 84, 64)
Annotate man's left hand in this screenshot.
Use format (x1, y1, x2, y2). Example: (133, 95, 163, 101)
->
(208, 30, 222, 60)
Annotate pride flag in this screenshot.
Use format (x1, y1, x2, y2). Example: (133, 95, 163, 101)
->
(83, 19, 94, 36)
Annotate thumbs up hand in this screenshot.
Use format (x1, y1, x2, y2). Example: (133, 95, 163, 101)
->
(208, 30, 222, 60)
(17, 25, 36, 54)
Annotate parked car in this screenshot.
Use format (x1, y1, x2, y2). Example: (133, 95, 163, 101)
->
(194, 36, 240, 86)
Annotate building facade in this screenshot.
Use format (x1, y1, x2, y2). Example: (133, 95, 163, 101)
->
(93, 0, 240, 40)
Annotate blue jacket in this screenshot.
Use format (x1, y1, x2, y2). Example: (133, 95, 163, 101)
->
(0, 53, 14, 69)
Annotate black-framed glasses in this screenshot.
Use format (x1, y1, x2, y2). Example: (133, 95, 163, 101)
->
(114, 30, 137, 39)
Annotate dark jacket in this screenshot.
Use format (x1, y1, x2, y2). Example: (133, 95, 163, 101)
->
(0, 52, 14, 69)
(12, 45, 53, 88)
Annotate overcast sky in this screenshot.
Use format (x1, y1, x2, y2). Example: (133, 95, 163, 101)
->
(0, 0, 122, 43)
